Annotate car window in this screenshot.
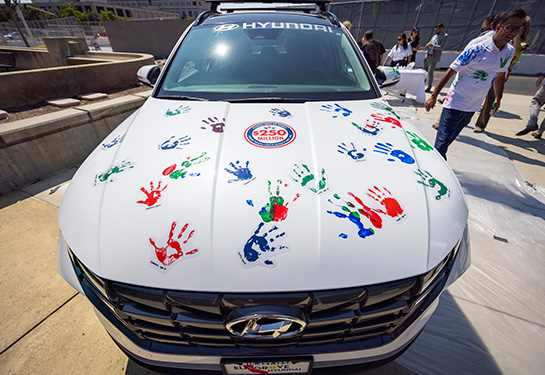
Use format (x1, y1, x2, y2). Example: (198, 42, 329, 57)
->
(156, 21, 375, 101)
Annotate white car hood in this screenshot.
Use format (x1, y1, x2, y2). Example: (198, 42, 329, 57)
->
(59, 97, 468, 292)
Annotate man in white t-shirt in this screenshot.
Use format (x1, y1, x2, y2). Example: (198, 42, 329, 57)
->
(424, 9, 526, 159)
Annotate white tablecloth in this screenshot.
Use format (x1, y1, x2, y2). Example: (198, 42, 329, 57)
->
(384, 68, 428, 103)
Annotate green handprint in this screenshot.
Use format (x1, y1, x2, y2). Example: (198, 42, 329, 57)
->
(500, 54, 512, 68)
(406, 131, 433, 151)
(165, 105, 191, 117)
(370, 102, 401, 120)
(98, 160, 134, 182)
(383, 66, 400, 77)
(472, 70, 488, 82)
(163, 152, 210, 179)
(292, 164, 327, 194)
(415, 169, 450, 200)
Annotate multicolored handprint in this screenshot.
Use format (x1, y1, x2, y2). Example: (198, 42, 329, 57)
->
(225, 160, 254, 183)
(291, 164, 327, 194)
(351, 119, 383, 136)
(258, 180, 300, 223)
(149, 221, 199, 273)
(137, 181, 167, 208)
(320, 103, 353, 118)
(371, 113, 402, 129)
(237, 222, 289, 268)
(415, 169, 450, 201)
(374, 142, 415, 164)
(327, 195, 375, 239)
(406, 131, 433, 151)
(163, 152, 209, 180)
(338, 142, 366, 161)
(328, 186, 406, 238)
(329, 193, 383, 229)
(370, 102, 401, 120)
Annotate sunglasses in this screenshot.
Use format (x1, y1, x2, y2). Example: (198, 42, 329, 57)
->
(398, 38, 403, 41)
(499, 24, 526, 33)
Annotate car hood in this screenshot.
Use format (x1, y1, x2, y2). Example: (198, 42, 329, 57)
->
(59, 97, 468, 292)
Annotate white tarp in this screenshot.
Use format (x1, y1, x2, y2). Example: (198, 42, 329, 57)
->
(387, 99, 545, 375)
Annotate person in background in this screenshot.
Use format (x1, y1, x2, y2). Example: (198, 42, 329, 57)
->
(342, 20, 352, 31)
(383, 33, 412, 67)
(424, 24, 449, 92)
(474, 15, 531, 133)
(424, 9, 526, 159)
(409, 27, 420, 65)
(480, 15, 496, 36)
(515, 71, 545, 139)
(361, 30, 386, 74)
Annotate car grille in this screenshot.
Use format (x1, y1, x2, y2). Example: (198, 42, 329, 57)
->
(69, 245, 458, 354)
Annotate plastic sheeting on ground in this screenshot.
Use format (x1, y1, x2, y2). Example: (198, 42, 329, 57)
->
(385, 99, 545, 375)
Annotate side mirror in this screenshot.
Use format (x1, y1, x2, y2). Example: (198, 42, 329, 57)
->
(137, 65, 160, 87)
(375, 66, 401, 88)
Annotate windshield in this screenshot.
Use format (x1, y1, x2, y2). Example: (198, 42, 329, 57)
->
(156, 19, 376, 101)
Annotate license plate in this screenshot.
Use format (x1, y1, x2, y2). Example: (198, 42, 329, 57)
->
(221, 357, 313, 375)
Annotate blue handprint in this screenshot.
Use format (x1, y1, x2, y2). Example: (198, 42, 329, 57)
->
(270, 108, 292, 118)
(321, 103, 353, 118)
(102, 134, 125, 149)
(374, 143, 415, 164)
(225, 160, 254, 183)
(338, 142, 366, 161)
(238, 222, 289, 268)
(159, 135, 191, 150)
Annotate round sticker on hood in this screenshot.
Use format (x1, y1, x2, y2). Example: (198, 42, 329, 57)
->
(245, 122, 296, 148)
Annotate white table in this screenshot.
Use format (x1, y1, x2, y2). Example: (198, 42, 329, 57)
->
(383, 68, 428, 103)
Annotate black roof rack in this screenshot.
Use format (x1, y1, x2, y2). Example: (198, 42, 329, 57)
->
(205, 0, 331, 12)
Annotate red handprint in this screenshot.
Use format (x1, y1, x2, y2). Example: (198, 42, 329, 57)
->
(149, 221, 199, 266)
(371, 113, 402, 128)
(347, 192, 383, 228)
(137, 181, 167, 207)
(367, 186, 406, 222)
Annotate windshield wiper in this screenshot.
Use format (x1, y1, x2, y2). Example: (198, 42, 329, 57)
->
(156, 95, 209, 101)
(226, 97, 310, 103)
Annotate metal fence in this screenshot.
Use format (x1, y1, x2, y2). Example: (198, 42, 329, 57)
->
(329, 0, 545, 55)
(1, 17, 100, 47)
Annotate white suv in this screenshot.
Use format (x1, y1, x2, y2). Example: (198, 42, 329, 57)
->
(58, 1, 470, 373)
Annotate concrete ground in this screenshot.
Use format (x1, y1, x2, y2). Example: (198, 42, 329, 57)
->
(0, 87, 544, 375)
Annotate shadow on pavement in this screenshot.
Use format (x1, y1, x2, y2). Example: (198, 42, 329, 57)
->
(456, 133, 545, 168)
(454, 169, 545, 221)
(485, 131, 545, 156)
(492, 110, 522, 120)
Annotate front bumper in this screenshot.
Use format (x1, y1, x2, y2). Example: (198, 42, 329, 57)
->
(57, 226, 470, 371)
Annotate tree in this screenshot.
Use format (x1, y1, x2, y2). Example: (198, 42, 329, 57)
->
(21, 4, 55, 21)
(98, 10, 123, 21)
(3, 0, 30, 46)
(56, 2, 88, 22)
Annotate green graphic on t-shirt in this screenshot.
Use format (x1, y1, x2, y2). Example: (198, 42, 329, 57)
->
(472, 70, 488, 82)
(500, 54, 512, 68)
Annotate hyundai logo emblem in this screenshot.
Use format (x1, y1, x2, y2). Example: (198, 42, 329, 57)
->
(213, 24, 239, 32)
(226, 314, 307, 339)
